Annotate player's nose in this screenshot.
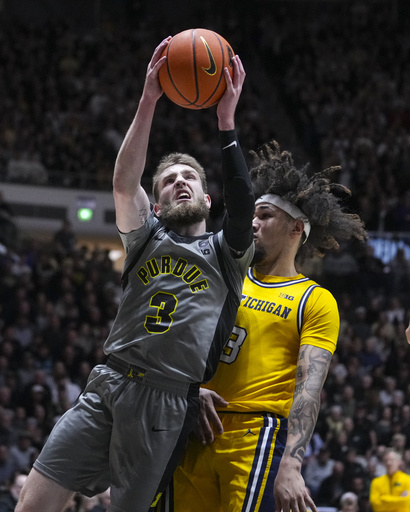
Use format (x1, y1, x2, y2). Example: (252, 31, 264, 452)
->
(174, 174, 187, 186)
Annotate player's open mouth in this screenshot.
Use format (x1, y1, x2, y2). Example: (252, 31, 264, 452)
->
(176, 192, 191, 201)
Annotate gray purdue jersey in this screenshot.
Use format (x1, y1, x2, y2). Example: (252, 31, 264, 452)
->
(104, 211, 254, 384)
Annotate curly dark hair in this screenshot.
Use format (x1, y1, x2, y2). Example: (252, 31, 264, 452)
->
(250, 140, 368, 261)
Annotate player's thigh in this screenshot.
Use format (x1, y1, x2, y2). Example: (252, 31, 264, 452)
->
(33, 366, 116, 495)
(172, 439, 222, 512)
(15, 467, 75, 512)
(109, 381, 197, 512)
(217, 414, 286, 512)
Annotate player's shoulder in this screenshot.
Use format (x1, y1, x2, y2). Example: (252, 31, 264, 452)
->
(308, 283, 338, 312)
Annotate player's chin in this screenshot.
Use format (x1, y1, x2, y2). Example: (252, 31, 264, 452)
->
(175, 199, 192, 206)
(162, 201, 209, 227)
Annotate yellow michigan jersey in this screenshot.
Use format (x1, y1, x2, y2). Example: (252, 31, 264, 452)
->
(167, 268, 340, 512)
(205, 267, 339, 417)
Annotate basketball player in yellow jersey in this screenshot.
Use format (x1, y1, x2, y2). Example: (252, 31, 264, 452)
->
(165, 141, 368, 512)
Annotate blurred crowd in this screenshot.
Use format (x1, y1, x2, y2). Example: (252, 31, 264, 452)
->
(261, 0, 410, 235)
(1, 0, 410, 510)
(1, 1, 410, 237)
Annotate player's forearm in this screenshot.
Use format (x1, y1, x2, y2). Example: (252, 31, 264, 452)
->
(281, 395, 320, 471)
(113, 95, 157, 195)
(220, 130, 254, 251)
(282, 345, 332, 469)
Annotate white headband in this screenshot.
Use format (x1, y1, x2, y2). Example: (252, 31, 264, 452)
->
(255, 194, 311, 242)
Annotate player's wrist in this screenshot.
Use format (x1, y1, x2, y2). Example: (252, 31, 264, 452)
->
(218, 118, 235, 131)
(279, 453, 303, 472)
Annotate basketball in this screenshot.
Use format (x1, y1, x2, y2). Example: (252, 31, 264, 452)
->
(158, 28, 235, 110)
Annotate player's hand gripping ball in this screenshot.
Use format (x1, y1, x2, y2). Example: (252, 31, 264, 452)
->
(159, 28, 235, 109)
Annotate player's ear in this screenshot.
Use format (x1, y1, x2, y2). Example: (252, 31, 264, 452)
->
(205, 194, 211, 209)
(154, 203, 161, 217)
(292, 219, 305, 237)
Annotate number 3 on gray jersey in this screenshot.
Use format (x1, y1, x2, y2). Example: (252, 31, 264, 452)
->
(144, 292, 178, 334)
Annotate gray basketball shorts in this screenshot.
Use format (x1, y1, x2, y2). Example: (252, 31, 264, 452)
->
(34, 360, 200, 512)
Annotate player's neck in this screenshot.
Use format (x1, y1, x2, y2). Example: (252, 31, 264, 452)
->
(171, 219, 207, 237)
(254, 257, 298, 278)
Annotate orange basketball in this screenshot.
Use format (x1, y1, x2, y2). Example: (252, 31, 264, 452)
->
(158, 28, 235, 110)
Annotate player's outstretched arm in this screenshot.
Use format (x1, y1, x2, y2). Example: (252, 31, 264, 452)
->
(217, 56, 254, 253)
(113, 37, 170, 233)
(274, 345, 332, 512)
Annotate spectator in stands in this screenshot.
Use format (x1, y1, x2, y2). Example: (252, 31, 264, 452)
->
(0, 446, 16, 488)
(322, 244, 359, 298)
(338, 491, 358, 512)
(358, 336, 384, 372)
(341, 447, 366, 491)
(8, 433, 37, 473)
(85, 488, 110, 512)
(391, 433, 407, 459)
(53, 220, 77, 260)
(371, 310, 396, 345)
(386, 296, 406, 326)
(325, 405, 345, 443)
(339, 385, 356, 419)
(316, 460, 345, 508)
(328, 429, 349, 463)
(351, 306, 371, 341)
(351, 475, 371, 512)
(304, 446, 335, 500)
(10, 301, 35, 350)
(370, 449, 410, 512)
(374, 405, 394, 447)
(390, 248, 410, 295)
(367, 451, 387, 480)
(0, 471, 27, 512)
(16, 352, 37, 391)
(379, 376, 398, 407)
(61, 495, 79, 512)
(355, 376, 380, 419)
(21, 371, 52, 419)
(46, 361, 81, 416)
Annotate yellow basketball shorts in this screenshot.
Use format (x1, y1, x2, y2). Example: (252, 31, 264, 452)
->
(161, 412, 287, 512)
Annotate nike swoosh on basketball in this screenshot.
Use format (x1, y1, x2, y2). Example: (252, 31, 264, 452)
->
(222, 140, 238, 150)
(201, 37, 217, 76)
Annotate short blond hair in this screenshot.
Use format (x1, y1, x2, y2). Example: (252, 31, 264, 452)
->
(152, 153, 207, 201)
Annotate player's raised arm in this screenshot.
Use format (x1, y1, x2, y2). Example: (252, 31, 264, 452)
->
(218, 55, 254, 254)
(113, 37, 170, 233)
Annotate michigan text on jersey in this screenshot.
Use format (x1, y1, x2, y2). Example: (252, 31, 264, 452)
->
(241, 295, 292, 318)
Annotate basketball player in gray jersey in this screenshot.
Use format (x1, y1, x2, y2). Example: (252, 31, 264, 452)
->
(16, 37, 254, 512)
